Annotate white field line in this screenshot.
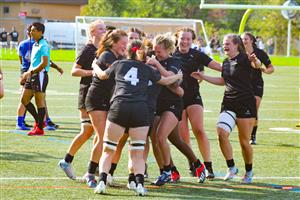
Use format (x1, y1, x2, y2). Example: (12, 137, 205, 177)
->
(0, 116, 299, 122)
(0, 176, 300, 181)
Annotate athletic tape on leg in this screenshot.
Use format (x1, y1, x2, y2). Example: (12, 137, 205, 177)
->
(129, 140, 146, 150)
(104, 140, 118, 151)
(217, 110, 236, 133)
(81, 118, 92, 127)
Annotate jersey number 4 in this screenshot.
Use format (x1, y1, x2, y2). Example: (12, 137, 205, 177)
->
(124, 67, 139, 86)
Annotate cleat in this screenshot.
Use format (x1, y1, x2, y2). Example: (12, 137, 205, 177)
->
(83, 173, 97, 188)
(242, 171, 253, 184)
(46, 120, 59, 129)
(171, 170, 180, 182)
(195, 164, 206, 183)
(107, 173, 114, 186)
(27, 127, 44, 136)
(58, 159, 76, 180)
(206, 170, 215, 180)
(127, 181, 136, 190)
(250, 139, 256, 145)
(45, 125, 56, 131)
(153, 171, 171, 186)
(136, 183, 146, 196)
(94, 181, 106, 194)
(224, 167, 239, 181)
(16, 123, 30, 130)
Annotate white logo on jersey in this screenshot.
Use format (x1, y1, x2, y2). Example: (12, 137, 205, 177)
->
(124, 67, 139, 86)
(148, 80, 153, 86)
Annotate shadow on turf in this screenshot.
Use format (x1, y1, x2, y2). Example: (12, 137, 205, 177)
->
(0, 151, 60, 162)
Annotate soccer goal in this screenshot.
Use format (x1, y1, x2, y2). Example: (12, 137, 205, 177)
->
(75, 16, 211, 55)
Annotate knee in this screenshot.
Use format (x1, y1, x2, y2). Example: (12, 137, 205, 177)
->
(217, 128, 229, 142)
(239, 139, 251, 150)
(158, 134, 167, 145)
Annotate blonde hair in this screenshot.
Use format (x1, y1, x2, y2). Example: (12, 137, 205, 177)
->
(96, 29, 127, 57)
(88, 19, 105, 39)
(153, 34, 175, 54)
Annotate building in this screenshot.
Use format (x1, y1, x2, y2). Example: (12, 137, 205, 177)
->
(0, 0, 88, 41)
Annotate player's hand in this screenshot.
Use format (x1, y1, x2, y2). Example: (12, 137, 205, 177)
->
(190, 71, 203, 81)
(146, 56, 159, 67)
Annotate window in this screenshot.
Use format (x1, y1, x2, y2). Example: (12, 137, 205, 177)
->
(3, 7, 9, 14)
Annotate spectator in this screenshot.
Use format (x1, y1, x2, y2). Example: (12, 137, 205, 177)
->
(256, 36, 265, 50)
(266, 38, 275, 55)
(9, 26, 19, 52)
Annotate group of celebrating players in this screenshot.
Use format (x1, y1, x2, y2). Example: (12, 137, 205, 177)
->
(51, 20, 274, 196)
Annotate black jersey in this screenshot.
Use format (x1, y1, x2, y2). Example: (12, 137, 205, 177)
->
(158, 56, 182, 101)
(0, 31, 8, 42)
(92, 50, 120, 97)
(251, 47, 272, 84)
(9, 31, 19, 41)
(76, 43, 97, 85)
(106, 59, 161, 103)
(222, 53, 254, 102)
(147, 69, 162, 112)
(173, 48, 212, 94)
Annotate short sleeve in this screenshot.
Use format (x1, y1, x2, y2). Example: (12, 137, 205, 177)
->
(40, 44, 49, 57)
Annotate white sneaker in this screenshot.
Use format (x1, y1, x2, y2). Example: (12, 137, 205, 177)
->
(58, 159, 76, 180)
(94, 181, 106, 194)
(136, 183, 146, 196)
(107, 173, 114, 186)
(224, 167, 238, 181)
(242, 170, 253, 184)
(127, 181, 136, 190)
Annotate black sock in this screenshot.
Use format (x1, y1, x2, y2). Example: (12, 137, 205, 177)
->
(64, 153, 74, 163)
(163, 165, 171, 172)
(193, 159, 202, 168)
(88, 161, 98, 174)
(99, 172, 107, 185)
(37, 107, 46, 129)
(204, 162, 213, 173)
(245, 163, 252, 172)
(25, 102, 38, 122)
(159, 168, 164, 175)
(170, 165, 177, 172)
(251, 126, 257, 138)
(109, 163, 117, 176)
(128, 173, 136, 183)
(226, 159, 235, 168)
(135, 174, 144, 186)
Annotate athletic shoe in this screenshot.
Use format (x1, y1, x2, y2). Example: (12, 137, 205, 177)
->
(94, 180, 106, 194)
(58, 159, 76, 180)
(171, 170, 180, 182)
(224, 167, 239, 181)
(195, 164, 206, 183)
(127, 181, 136, 190)
(242, 171, 253, 184)
(250, 138, 257, 145)
(206, 170, 215, 180)
(83, 173, 97, 188)
(153, 171, 171, 186)
(27, 127, 44, 136)
(46, 120, 59, 129)
(107, 173, 114, 186)
(16, 123, 30, 130)
(45, 125, 56, 131)
(136, 183, 146, 196)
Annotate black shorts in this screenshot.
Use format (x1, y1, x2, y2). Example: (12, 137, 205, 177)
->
(156, 99, 183, 121)
(78, 84, 90, 110)
(24, 71, 48, 93)
(183, 91, 203, 109)
(221, 97, 257, 118)
(20, 68, 29, 86)
(252, 82, 264, 98)
(85, 85, 110, 112)
(108, 100, 149, 128)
